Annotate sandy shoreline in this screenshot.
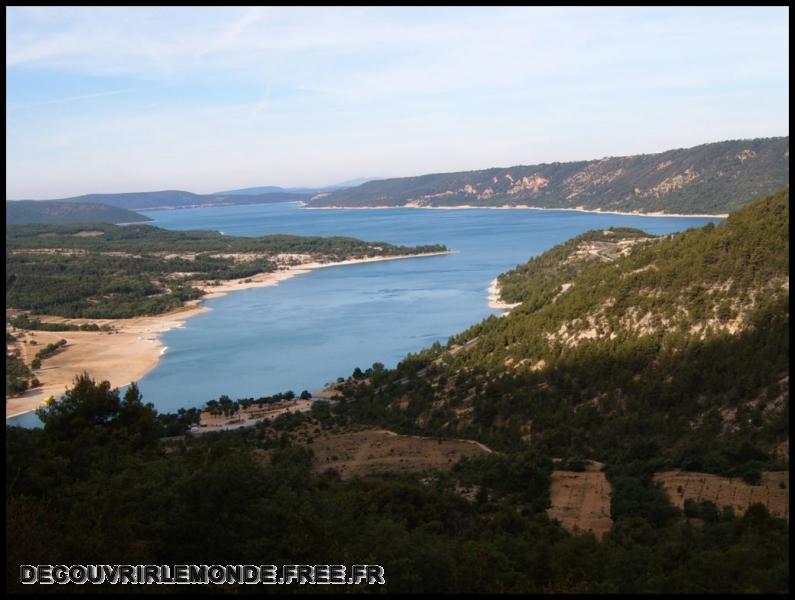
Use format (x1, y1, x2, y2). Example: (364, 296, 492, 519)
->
(5, 251, 452, 419)
(303, 204, 728, 219)
(487, 278, 521, 312)
(198, 251, 453, 300)
(5, 303, 209, 419)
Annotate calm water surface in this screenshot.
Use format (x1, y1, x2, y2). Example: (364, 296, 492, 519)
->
(8, 203, 720, 425)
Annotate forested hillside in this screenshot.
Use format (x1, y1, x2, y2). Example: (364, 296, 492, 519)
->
(5, 223, 446, 319)
(335, 188, 789, 478)
(495, 227, 654, 308)
(6, 200, 151, 225)
(5, 190, 788, 593)
(309, 137, 789, 214)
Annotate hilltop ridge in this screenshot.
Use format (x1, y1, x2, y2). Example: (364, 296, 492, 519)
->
(309, 137, 789, 215)
(6, 200, 151, 225)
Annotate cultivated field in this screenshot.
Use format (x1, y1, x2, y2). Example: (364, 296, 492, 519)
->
(547, 470, 613, 539)
(654, 470, 789, 520)
(308, 428, 491, 479)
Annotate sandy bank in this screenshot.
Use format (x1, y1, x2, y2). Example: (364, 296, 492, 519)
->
(6, 303, 208, 419)
(198, 251, 453, 300)
(6, 251, 452, 419)
(303, 204, 728, 219)
(487, 278, 521, 312)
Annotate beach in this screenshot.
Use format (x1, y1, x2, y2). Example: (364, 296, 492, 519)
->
(303, 203, 728, 219)
(5, 251, 452, 419)
(487, 278, 521, 312)
(5, 304, 208, 419)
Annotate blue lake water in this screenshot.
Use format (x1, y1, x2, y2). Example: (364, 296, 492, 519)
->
(8, 203, 720, 426)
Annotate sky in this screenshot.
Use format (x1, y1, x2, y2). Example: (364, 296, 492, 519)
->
(6, 6, 790, 199)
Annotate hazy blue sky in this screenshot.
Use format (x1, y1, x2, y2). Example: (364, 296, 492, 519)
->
(6, 6, 789, 199)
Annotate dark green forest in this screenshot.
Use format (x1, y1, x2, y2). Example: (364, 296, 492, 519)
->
(8, 315, 108, 332)
(5, 335, 34, 397)
(5, 374, 789, 593)
(5, 189, 788, 593)
(5, 224, 446, 319)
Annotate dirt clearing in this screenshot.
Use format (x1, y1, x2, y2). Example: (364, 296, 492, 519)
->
(308, 429, 491, 479)
(547, 470, 613, 539)
(654, 470, 789, 520)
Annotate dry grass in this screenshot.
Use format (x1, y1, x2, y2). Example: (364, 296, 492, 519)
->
(308, 429, 490, 479)
(547, 470, 613, 539)
(654, 470, 789, 520)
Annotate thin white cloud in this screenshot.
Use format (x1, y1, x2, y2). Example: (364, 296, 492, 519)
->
(6, 7, 787, 100)
(248, 84, 272, 120)
(5, 6, 789, 198)
(6, 87, 140, 109)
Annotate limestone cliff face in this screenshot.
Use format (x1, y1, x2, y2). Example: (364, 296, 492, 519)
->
(310, 137, 789, 214)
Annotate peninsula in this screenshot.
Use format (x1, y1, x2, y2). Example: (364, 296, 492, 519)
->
(5, 223, 450, 417)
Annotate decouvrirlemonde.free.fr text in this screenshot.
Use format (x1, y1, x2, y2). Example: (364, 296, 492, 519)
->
(21, 564, 385, 585)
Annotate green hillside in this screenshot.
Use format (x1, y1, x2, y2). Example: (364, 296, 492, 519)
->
(6, 200, 151, 225)
(309, 137, 789, 214)
(337, 188, 789, 476)
(5, 223, 447, 319)
(5, 190, 789, 594)
(496, 227, 654, 308)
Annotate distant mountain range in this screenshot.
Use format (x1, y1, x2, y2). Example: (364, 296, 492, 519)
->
(328, 177, 383, 189)
(214, 177, 382, 196)
(9, 190, 312, 211)
(9, 136, 788, 216)
(6, 200, 152, 225)
(8, 178, 384, 213)
(213, 186, 286, 196)
(308, 137, 789, 215)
